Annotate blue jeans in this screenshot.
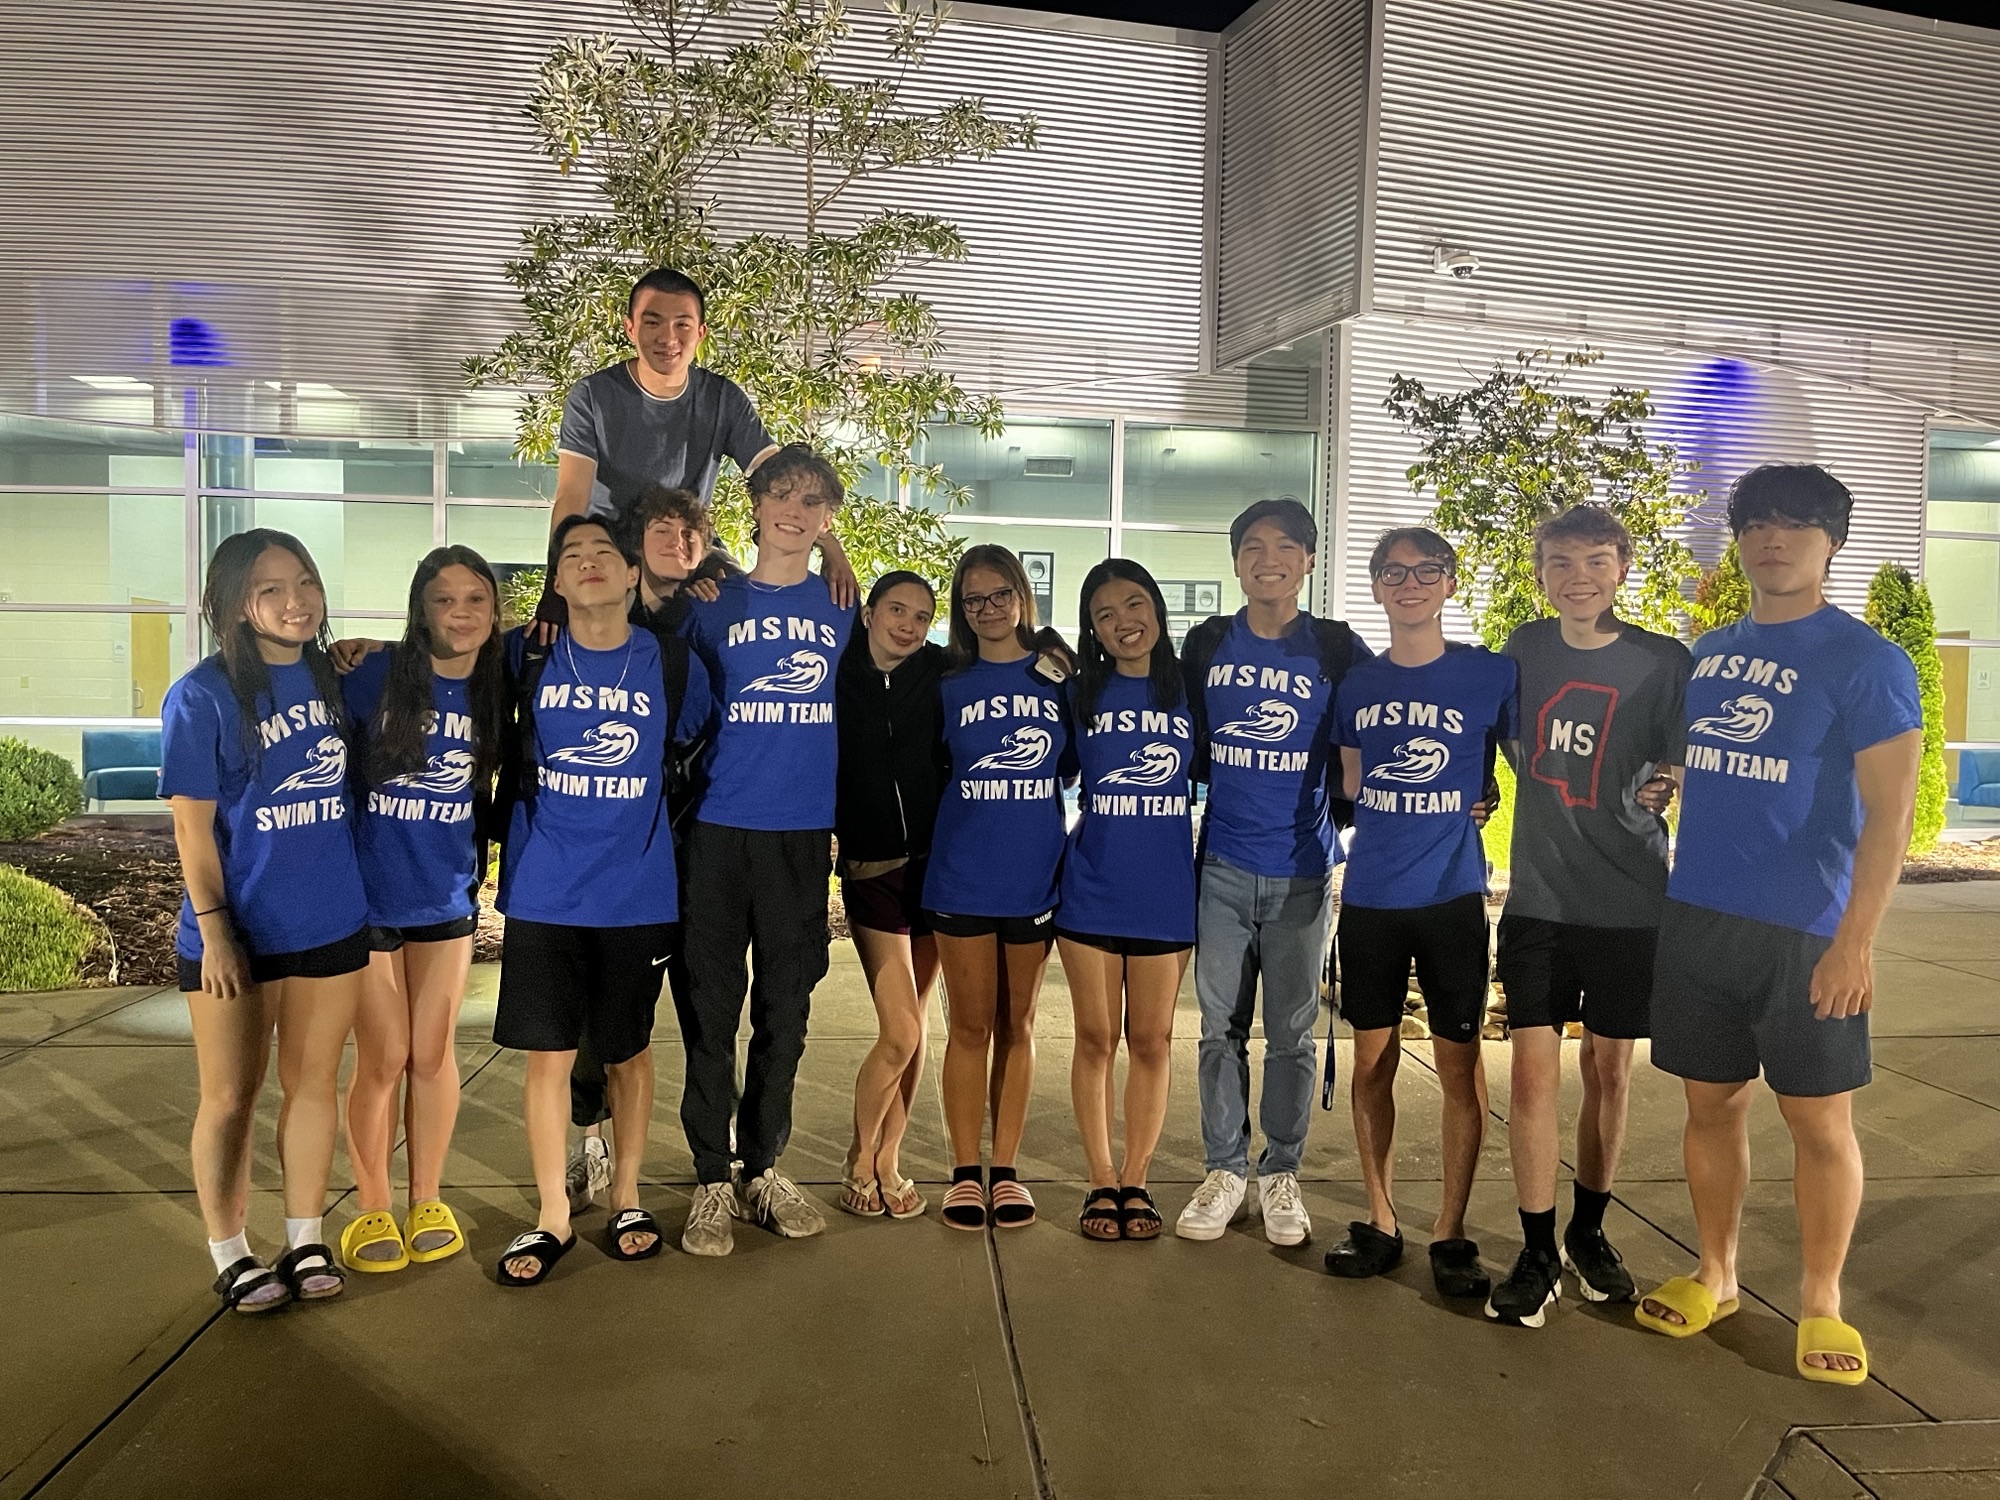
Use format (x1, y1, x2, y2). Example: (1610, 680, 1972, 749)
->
(1195, 853, 1333, 1178)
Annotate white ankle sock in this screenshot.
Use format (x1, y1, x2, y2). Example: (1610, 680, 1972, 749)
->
(284, 1216, 323, 1251)
(208, 1232, 252, 1274)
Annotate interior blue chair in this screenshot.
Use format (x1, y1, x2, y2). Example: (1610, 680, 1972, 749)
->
(1958, 749, 2000, 809)
(81, 728, 163, 806)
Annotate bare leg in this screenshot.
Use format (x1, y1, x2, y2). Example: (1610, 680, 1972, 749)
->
(1118, 949, 1187, 1188)
(186, 984, 280, 1242)
(1431, 1035, 1487, 1241)
(401, 937, 472, 1205)
(876, 934, 939, 1188)
(1507, 1025, 1562, 1215)
(989, 939, 1050, 1168)
(1349, 1026, 1401, 1233)
(937, 933, 1000, 1167)
(1777, 1091, 1865, 1373)
(849, 927, 929, 1183)
(1060, 938, 1121, 1189)
(273, 970, 361, 1222)
(604, 1047, 658, 1255)
(1641, 1079, 1752, 1324)
(345, 950, 411, 1216)
(1576, 1031, 1635, 1194)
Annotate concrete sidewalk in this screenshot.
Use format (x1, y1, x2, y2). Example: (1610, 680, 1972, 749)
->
(4, 883, 1998, 1499)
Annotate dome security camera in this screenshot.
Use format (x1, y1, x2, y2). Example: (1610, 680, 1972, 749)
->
(1431, 245, 1481, 279)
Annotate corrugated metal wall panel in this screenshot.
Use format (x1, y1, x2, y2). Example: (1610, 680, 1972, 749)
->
(1336, 317, 1924, 633)
(1369, 0, 2000, 427)
(0, 0, 1244, 435)
(1213, 0, 1372, 367)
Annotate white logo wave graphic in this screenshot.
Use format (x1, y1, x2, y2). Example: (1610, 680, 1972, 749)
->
(387, 748, 475, 796)
(548, 721, 640, 768)
(971, 726, 1053, 773)
(1101, 741, 1182, 788)
(274, 734, 348, 793)
(1214, 699, 1299, 743)
(1367, 735, 1451, 785)
(746, 651, 828, 695)
(1690, 694, 1774, 744)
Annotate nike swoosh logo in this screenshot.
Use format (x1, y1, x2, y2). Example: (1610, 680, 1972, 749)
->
(650, 955, 670, 967)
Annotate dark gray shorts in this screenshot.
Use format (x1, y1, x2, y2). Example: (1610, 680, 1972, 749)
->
(1650, 900, 1870, 1097)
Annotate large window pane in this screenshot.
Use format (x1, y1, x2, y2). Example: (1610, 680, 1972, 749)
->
(1940, 641, 2000, 749)
(1928, 500, 2000, 534)
(1124, 425, 1315, 527)
(1924, 537, 2000, 639)
(0, 610, 188, 729)
(447, 505, 551, 572)
(1, 487, 186, 606)
(206, 500, 434, 617)
(1119, 531, 1242, 642)
(0, 413, 183, 488)
(202, 436, 434, 497)
(918, 420, 1111, 521)
(448, 441, 556, 503)
(944, 522, 1108, 638)
(1930, 434, 2000, 506)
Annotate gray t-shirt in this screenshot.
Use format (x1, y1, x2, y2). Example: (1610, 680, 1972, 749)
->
(557, 362, 772, 522)
(1502, 617, 1692, 928)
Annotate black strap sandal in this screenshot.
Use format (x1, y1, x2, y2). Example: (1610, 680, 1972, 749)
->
(1324, 1220, 1404, 1278)
(1117, 1186, 1163, 1241)
(606, 1208, 664, 1262)
(213, 1255, 291, 1315)
(1429, 1237, 1492, 1300)
(274, 1243, 346, 1301)
(497, 1229, 577, 1287)
(1079, 1187, 1123, 1242)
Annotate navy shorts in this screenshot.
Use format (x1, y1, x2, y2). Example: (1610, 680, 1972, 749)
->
(1496, 916, 1655, 1039)
(1649, 900, 1869, 1097)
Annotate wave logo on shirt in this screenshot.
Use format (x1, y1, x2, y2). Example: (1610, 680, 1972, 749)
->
(548, 721, 640, 768)
(971, 726, 1052, 772)
(746, 651, 828, 695)
(1101, 742, 1182, 788)
(387, 749, 475, 796)
(1367, 736, 1450, 785)
(1690, 694, 1774, 744)
(1214, 699, 1299, 743)
(273, 735, 348, 792)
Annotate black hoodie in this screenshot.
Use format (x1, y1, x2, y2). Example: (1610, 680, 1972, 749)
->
(835, 636, 949, 864)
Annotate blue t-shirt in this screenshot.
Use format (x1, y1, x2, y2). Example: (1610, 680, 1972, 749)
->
(684, 574, 854, 831)
(923, 655, 1077, 918)
(1201, 613, 1365, 879)
(342, 650, 480, 929)
(1058, 673, 1196, 944)
(1334, 644, 1519, 910)
(1670, 607, 1922, 937)
(159, 656, 369, 960)
(496, 625, 710, 927)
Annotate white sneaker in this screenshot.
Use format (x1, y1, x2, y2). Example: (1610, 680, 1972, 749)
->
(1175, 1169, 1248, 1241)
(565, 1134, 611, 1216)
(1259, 1171, 1311, 1246)
(745, 1170, 826, 1239)
(681, 1181, 739, 1257)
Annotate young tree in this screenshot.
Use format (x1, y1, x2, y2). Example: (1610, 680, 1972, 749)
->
(463, 0, 1039, 585)
(1384, 348, 1700, 650)
(1865, 561, 1949, 856)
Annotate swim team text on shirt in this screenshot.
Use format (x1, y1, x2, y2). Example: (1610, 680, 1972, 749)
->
(1334, 645, 1518, 910)
(683, 573, 854, 832)
(1669, 607, 1921, 937)
(158, 657, 369, 960)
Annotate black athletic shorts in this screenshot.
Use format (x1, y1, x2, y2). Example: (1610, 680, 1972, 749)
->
(367, 914, 480, 952)
(1650, 899, 1867, 1097)
(1336, 893, 1489, 1042)
(842, 859, 932, 938)
(1056, 928, 1190, 958)
(177, 927, 371, 992)
(926, 908, 1056, 945)
(1495, 916, 1655, 1039)
(494, 917, 677, 1066)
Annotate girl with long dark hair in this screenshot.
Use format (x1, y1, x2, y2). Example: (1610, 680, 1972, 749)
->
(834, 571, 948, 1221)
(923, 544, 1076, 1231)
(1058, 560, 1196, 1242)
(160, 528, 370, 1314)
(338, 546, 507, 1273)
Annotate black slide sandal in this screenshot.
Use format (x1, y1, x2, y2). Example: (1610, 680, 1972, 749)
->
(1079, 1187, 1122, 1242)
(497, 1229, 577, 1287)
(606, 1208, 664, 1262)
(1117, 1186, 1163, 1241)
(214, 1255, 291, 1315)
(275, 1243, 346, 1301)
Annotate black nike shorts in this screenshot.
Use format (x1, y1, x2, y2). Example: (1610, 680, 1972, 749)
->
(1495, 916, 1655, 1039)
(1336, 893, 1490, 1042)
(494, 917, 677, 1065)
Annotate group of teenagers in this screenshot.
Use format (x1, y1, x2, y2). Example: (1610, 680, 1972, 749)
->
(162, 269, 1920, 1389)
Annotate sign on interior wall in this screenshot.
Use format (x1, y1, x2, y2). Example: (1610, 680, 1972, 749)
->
(1021, 551, 1055, 623)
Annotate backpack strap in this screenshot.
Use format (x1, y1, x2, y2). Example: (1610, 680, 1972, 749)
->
(1180, 614, 1229, 785)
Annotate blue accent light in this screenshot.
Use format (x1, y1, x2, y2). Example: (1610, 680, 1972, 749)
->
(1660, 357, 1768, 535)
(169, 317, 228, 367)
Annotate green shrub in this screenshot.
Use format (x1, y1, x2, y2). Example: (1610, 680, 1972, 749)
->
(0, 738, 83, 842)
(1865, 562, 1948, 857)
(0, 864, 92, 990)
(1686, 541, 1751, 635)
(501, 568, 546, 630)
(1483, 758, 1516, 876)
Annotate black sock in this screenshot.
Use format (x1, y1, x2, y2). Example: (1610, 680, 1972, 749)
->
(1519, 1207, 1557, 1259)
(988, 1164, 1017, 1185)
(952, 1164, 984, 1186)
(1570, 1182, 1611, 1238)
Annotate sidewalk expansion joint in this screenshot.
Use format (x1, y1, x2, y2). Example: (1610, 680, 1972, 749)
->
(986, 1222, 1058, 1499)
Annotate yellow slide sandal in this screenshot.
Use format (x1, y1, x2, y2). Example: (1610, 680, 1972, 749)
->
(341, 1210, 409, 1273)
(1634, 1275, 1740, 1338)
(1797, 1316, 1869, 1386)
(404, 1200, 466, 1264)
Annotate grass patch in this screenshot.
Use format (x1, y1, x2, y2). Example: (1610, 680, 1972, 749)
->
(0, 862, 94, 990)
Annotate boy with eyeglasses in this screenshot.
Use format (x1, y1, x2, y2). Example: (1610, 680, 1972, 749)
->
(1323, 527, 1516, 1301)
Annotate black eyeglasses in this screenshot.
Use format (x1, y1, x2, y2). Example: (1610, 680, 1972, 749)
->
(961, 586, 1018, 616)
(1374, 562, 1451, 586)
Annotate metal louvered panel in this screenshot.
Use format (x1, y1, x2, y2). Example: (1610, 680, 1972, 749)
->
(1334, 317, 1924, 628)
(0, 0, 1232, 435)
(1367, 0, 2000, 428)
(1213, 0, 1373, 368)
